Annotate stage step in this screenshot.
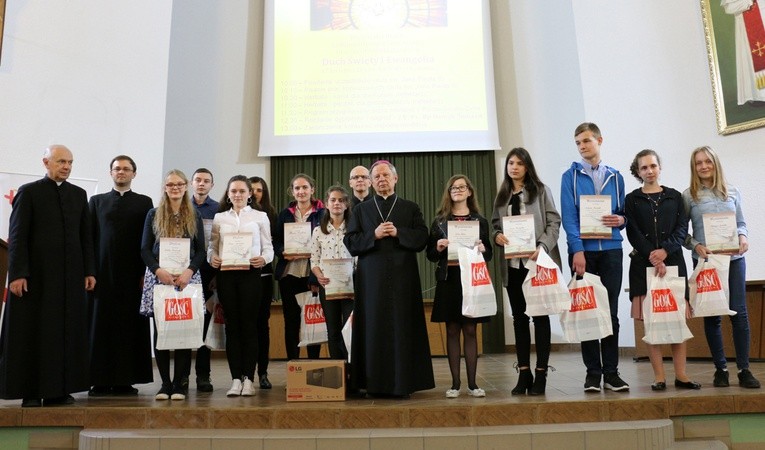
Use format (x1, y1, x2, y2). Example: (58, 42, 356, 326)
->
(79, 419, 676, 449)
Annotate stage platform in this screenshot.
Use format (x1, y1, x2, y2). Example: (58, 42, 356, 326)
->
(1, 352, 763, 431)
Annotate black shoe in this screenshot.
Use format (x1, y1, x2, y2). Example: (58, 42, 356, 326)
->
(511, 368, 533, 395)
(584, 373, 601, 392)
(111, 385, 139, 396)
(738, 369, 761, 388)
(44, 395, 75, 406)
(529, 368, 548, 396)
(713, 368, 730, 387)
(88, 386, 112, 397)
(603, 372, 629, 392)
(651, 381, 666, 391)
(196, 376, 213, 392)
(674, 379, 701, 390)
(21, 398, 42, 408)
(259, 374, 272, 389)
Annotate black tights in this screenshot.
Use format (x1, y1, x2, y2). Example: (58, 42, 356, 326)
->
(154, 328, 191, 387)
(446, 321, 479, 390)
(507, 264, 551, 369)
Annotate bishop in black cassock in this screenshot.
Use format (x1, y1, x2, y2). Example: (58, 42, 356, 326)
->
(344, 161, 435, 397)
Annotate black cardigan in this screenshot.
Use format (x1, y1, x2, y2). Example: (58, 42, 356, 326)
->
(426, 212, 493, 281)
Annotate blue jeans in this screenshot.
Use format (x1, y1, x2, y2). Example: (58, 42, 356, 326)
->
(699, 257, 751, 370)
(569, 249, 623, 376)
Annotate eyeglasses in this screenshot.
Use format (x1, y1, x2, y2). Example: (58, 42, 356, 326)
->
(449, 185, 468, 192)
(350, 175, 369, 180)
(111, 168, 134, 173)
(165, 182, 187, 189)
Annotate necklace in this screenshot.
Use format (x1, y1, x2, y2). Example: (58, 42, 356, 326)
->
(644, 189, 664, 215)
(373, 195, 398, 223)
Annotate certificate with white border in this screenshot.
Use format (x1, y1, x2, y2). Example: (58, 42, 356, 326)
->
(221, 232, 253, 270)
(322, 258, 354, 300)
(283, 222, 312, 257)
(159, 237, 190, 276)
(579, 195, 612, 239)
(703, 212, 739, 254)
(502, 214, 536, 259)
(447, 221, 479, 264)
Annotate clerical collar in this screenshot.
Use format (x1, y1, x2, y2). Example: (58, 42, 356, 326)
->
(113, 187, 131, 196)
(375, 193, 396, 201)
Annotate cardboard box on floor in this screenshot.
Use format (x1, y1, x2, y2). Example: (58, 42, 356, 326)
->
(286, 359, 346, 402)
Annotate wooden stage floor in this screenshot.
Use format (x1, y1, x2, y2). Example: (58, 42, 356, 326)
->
(1, 352, 764, 430)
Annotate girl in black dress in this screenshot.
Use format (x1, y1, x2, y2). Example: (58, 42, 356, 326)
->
(426, 174, 492, 398)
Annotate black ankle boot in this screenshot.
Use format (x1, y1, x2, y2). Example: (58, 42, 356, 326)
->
(512, 368, 533, 395)
(529, 369, 547, 395)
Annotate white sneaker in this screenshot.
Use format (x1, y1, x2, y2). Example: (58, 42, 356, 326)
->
(170, 391, 186, 401)
(445, 389, 460, 398)
(467, 387, 486, 398)
(227, 378, 243, 397)
(241, 376, 255, 396)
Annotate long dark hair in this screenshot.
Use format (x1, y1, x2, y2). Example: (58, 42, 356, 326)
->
(217, 175, 252, 213)
(319, 185, 351, 234)
(249, 176, 277, 224)
(435, 174, 480, 222)
(494, 147, 544, 208)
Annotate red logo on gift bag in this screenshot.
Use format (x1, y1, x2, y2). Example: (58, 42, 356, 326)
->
(651, 288, 678, 313)
(471, 262, 491, 286)
(213, 303, 225, 324)
(569, 286, 596, 312)
(696, 268, 722, 293)
(531, 266, 558, 287)
(164, 297, 193, 321)
(304, 303, 325, 325)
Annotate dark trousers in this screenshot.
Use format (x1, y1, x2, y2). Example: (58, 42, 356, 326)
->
(506, 262, 551, 369)
(195, 265, 215, 377)
(257, 274, 274, 376)
(217, 269, 262, 380)
(318, 288, 354, 360)
(153, 327, 191, 387)
(569, 248, 623, 375)
(279, 275, 321, 359)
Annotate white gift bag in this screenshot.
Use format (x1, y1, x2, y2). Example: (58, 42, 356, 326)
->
(297, 291, 328, 347)
(458, 246, 497, 318)
(521, 248, 569, 316)
(203, 292, 226, 350)
(153, 283, 206, 350)
(689, 254, 735, 317)
(642, 274, 693, 345)
(559, 273, 613, 343)
(341, 311, 353, 363)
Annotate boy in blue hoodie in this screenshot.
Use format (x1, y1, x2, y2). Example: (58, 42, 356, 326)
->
(561, 122, 629, 392)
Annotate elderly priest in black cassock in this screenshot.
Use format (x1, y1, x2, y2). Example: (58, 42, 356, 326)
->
(0, 145, 96, 407)
(344, 160, 434, 397)
(87, 155, 154, 396)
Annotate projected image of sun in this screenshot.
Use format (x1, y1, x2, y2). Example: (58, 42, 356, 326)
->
(311, 0, 447, 30)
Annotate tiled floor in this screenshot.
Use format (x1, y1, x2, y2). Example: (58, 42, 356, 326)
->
(1, 351, 764, 429)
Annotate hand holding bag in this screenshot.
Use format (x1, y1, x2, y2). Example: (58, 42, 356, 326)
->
(203, 292, 226, 350)
(689, 254, 735, 317)
(297, 291, 328, 347)
(642, 272, 693, 345)
(559, 273, 613, 343)
(153, 283, 206, 350)
(458, 246, 497, 318)
(521, 248, 569, 316)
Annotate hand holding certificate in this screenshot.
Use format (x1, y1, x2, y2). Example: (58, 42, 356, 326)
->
(159, 238, 191, 276)
(283, 222, 312, 258)
(502, 214, 536, 258)
(447, 221, 480, 263)
(702, 212, 739, 254)
(220, 232, 253, 270)
(579, 195, 612, 239)
(322, 258, 354, 299)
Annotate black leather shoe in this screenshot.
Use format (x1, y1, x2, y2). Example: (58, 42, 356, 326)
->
(111, 385, 139, 396)
(650, 381, 666, 391)
(259, 374, 272, 389)
(675, 379, 701, 390)
(88, 386, 112, 397)
(21, 398, 42, 408)
(196, 376, 213, 393)
(44, 395, 75, 406)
